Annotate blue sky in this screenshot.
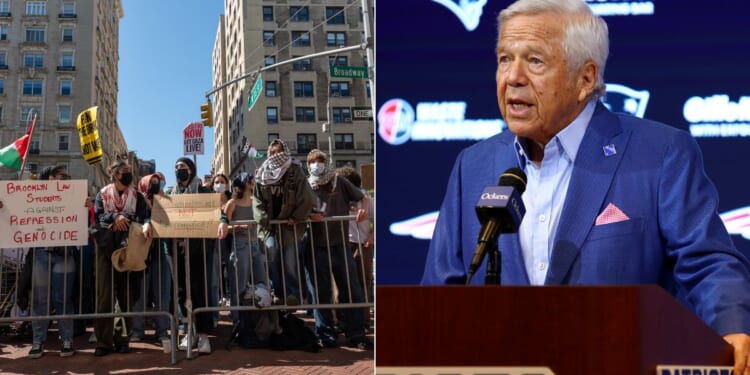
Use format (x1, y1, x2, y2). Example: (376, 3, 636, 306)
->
(118, 1, 224, 186)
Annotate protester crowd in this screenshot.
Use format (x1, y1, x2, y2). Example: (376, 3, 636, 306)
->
(0, 140, 374, 360)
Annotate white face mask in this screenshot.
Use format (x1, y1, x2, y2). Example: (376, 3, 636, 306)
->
(214, 183, 227, 193)
(309, 162, 326, 176)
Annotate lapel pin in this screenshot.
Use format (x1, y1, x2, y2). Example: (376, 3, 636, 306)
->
(603, 144, 617, 157)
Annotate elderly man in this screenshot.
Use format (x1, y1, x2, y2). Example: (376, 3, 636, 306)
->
(421, 0, 750, 372)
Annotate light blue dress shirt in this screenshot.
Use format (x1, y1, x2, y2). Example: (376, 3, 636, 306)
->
(514, 100, 596, 285)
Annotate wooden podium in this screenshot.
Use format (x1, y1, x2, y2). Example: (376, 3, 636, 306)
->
(376, 285, 733, 375)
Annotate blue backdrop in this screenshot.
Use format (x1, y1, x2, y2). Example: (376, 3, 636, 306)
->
(376, 0, 750, 284)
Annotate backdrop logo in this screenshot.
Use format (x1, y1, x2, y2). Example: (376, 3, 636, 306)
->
(601, 83, 650, 118)
(378, 99, 505, 146)
(432, 0, 487, 32)
(377, 98, 415, 146)
(720, 206, 750, 241)
(585, 0, 655, 16)
(685, 95, 750, 138)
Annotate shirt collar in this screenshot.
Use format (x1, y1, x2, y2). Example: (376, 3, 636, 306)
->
(514, 99, 597, 168)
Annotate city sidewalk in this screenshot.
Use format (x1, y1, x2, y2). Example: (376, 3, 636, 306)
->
(0, 313, 374, 374)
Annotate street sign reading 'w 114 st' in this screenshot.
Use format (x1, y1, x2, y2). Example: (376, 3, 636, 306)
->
(330, 65, 368, 79)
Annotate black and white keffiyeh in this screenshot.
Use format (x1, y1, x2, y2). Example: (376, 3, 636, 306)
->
(257, 139, 292, 186)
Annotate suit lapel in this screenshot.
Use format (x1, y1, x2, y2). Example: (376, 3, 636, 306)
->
(545, 104, 630, 285)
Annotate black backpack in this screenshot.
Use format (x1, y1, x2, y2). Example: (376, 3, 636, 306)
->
(270, 312, 322, 353)
(227, 309, 277, 350)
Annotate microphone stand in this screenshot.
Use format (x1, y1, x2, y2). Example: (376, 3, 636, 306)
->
(484, 241, 501, 285)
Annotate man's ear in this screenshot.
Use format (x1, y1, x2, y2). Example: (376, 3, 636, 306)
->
(577, 61, 598, 102)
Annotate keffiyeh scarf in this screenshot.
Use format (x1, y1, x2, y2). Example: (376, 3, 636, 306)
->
(101, 184, 138, 214)
(308, 163, 336, 191)
(257, 140, 292, 186)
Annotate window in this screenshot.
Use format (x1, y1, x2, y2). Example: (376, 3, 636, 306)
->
(327, 32, 346, 46)
(262, 6, 273, 22)
(61, 2, 75, 16)
(289, 6, 309, 22)
(330, 82, 350, 97)
(29, 137, 40, 154)
(297, 133, 316, 154)
(295, 107, 315, 122)
(0, 25, 7, 40)
(326, 7, 345, 24)
(366, 81, 371, 98)
(265, 81, 277, 97)
(335, 133, 354, 150)
(61, 52, 74, 67)
(0, 52, 7, 68)
(336, 160, 356, 168)
(26, 1, 46, 15)
(27, 163, 38, 173)
(0, 79, 4, 94)
(329, 56, 348, 67)
(291, 31, 310, 47)
(25, 27, 45, 42)
(21, 107, 41, 121)
(294, 81, 314, 97)
(58, 106, 72, 123)
(292, 58, 312, 71)
(266, 107, 278, 124)
(263, 31, 274, 46)
(58, 134, 69, 151)
(264, 55, 275, 67)
(332, 107, 352, 123)
(268, 133, 279, 145)
(23, 54, 44, 68)
(23, 80, 43, 96)
(60, 80, 72, 96)
(62, 28, 74, 42)
(0, 1, 8, 14)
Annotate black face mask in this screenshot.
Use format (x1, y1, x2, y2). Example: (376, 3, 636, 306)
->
(148, 182, 160, 195)
(176, 168, 190, 182)
(119, 172, 133, 186)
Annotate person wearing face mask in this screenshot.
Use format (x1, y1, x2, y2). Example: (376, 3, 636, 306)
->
(305, 149, 372, 350)
(130, 173, 172, 344)
(250, 139, 315, 308)
(210, 174, 232, 313)
(92, 160, 152, 357)
(168, 157, 214, 354)
(223, 173, 272, 327)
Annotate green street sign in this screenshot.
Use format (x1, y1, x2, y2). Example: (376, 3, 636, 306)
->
(247, 76, 263, 111)
(330, 65, 368, 79)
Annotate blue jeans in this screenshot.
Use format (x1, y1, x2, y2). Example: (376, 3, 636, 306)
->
(228, 238, 268, 323)
(305, 244, 366, 341)
(132, 241, 172, 338)
(32, 249, 76, 344)
(265, 224, 304, 300)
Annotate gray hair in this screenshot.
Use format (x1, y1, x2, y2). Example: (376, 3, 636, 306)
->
(498, 0, 609, 99)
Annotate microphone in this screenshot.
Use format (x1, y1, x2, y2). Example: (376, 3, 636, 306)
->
(466, 167, 527, 282)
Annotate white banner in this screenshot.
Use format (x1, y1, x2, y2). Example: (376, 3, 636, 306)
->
(0, 179, 88, 247)
(183, 121, 204, 156)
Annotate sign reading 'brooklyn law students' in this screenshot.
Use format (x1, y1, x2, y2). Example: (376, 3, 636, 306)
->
(0, 180, 88, 247)
(150, 193, 221, 238)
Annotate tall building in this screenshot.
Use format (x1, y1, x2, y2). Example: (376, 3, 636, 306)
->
(211, 0, 375, 178)
(0, 0, 127, 193)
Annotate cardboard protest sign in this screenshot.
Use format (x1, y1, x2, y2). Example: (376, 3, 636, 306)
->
(150, 193, 221, 238)
(0, 179, 88, 247)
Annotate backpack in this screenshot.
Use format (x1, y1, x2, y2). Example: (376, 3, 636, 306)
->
(227, 309, 278, 350)
(270, 312, 322, 353)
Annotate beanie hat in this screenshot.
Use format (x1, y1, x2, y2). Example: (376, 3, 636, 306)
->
(176, 157, 196, 180)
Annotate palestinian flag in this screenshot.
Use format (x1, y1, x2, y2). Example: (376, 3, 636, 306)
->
(0, 133, 31, 171)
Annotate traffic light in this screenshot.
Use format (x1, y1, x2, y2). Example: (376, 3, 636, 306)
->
(200, 100, 213, 127)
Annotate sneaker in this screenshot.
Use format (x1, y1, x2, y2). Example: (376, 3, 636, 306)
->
(60, 340, 75, 357)
(349, 337, 373, 350)
(27, 343, 43, 359)
(178, 334, 197, 351)
(255, 286, 272, 307)
(88, 332, 97, 343)
(197, 334, 211, 354)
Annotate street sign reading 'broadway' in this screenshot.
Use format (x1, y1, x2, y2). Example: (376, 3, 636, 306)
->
(330, 65, 368, 79)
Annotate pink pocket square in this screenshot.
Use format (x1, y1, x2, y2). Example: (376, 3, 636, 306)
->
(595, 203, 630, 226)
